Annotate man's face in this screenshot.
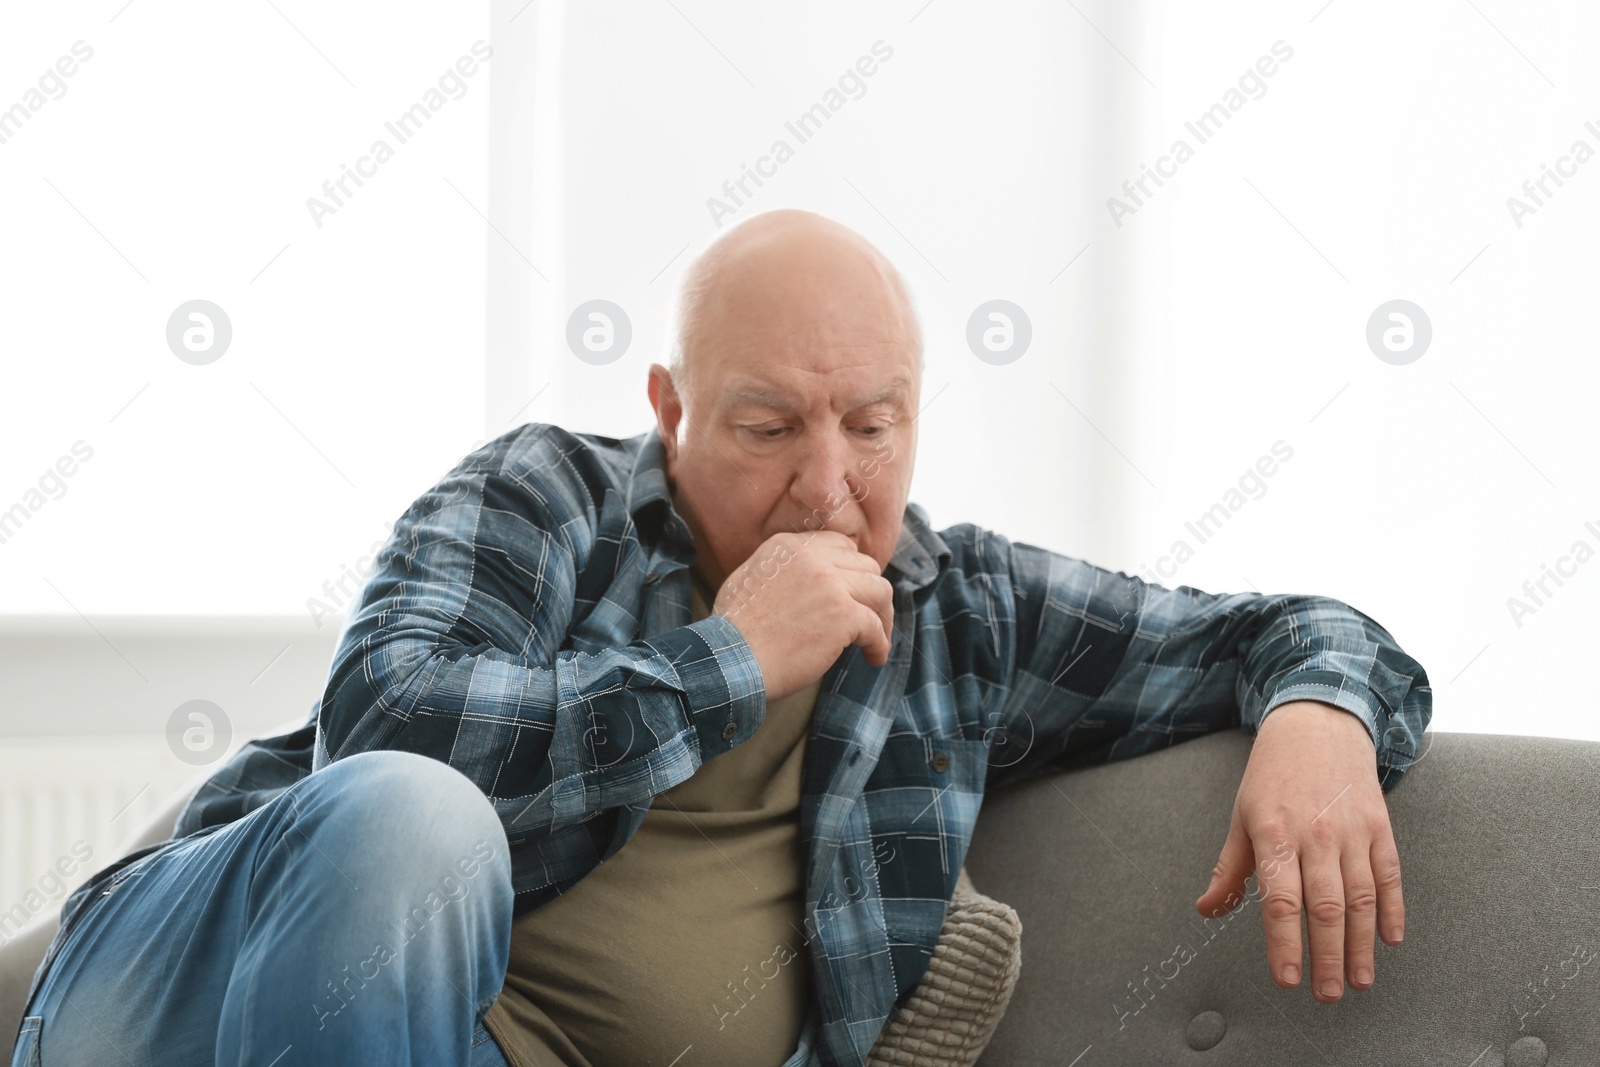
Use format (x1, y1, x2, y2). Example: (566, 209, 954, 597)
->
(647, 222, 920, 595)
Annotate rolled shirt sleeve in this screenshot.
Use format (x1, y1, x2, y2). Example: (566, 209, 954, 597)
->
(315, 456, 768, 840)
(983, 535, 1433, 795)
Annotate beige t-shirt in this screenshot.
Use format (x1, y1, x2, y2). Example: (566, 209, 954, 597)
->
(483, 570, 822, 1067)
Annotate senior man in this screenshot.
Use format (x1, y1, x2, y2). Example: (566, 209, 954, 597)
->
(13, 209, 1430, 1067)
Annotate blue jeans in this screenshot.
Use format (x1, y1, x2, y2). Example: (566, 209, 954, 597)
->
(11, 750, 515, 1066)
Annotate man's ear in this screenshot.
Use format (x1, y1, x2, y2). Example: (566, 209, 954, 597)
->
(646, 364, 682, 463)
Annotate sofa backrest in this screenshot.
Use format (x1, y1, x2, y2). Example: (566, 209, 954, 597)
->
(964, 729, 1600, 1066)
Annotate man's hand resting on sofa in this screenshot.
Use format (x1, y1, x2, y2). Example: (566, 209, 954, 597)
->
(1194, 699, 1406, 1003)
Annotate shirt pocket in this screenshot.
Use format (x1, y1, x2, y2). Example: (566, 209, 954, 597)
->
(863, 734, 990, 899)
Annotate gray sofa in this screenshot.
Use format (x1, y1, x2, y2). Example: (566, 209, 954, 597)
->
(6, 727, 1597, 1065)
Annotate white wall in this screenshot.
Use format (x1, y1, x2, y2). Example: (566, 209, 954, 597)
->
(0, 1, 492, 617)
(1115, 1, 1600, 740)
(518, 0, 1142, 571)
(2, 0, 1596, 910)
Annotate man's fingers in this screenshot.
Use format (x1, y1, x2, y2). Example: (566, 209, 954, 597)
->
(1301, 835, 1349, 1002)
(844, 573, 894, 664)
(1256, 833, 1306, 988)
(1196, 810, 1255, 920)
(852, 601, 892, 665)
(827, 546, 886, 573)
(806, 530, 880, 569)
(1341, 841, 1380, 990)
(1371, 825, 1406, 946)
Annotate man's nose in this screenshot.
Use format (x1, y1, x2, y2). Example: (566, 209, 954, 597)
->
(791, 431, 864, 521)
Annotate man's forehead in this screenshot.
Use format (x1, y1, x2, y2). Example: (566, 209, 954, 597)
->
(720, 377, 913, 413)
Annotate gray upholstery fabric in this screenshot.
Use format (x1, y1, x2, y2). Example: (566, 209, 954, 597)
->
(7, 730, 1598, 1066)
(965, 729, 1600, 1066)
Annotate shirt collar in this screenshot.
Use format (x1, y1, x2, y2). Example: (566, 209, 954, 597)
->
(625, 426, 676, 520)
(624, 430, 950, 594)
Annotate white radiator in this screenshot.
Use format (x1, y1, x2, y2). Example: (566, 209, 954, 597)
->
(0, 739, 205, 946)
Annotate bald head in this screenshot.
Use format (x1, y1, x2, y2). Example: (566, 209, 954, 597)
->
(666, 209, 922, 405)
(646, 208, 923, 597)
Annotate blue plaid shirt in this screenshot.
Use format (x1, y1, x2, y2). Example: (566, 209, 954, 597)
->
(62, 421, 1432, 1067)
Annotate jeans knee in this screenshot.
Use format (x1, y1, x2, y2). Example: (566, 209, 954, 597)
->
(295, 750, 513, 913)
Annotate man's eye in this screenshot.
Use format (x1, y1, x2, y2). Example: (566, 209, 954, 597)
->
(744, 425, 887, 438)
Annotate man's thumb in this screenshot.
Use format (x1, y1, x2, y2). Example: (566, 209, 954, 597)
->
(1195, 817, 1255, 919)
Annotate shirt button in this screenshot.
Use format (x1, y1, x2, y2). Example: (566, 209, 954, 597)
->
(721, 721, 738, 742)
(930, 752, 950, 773)
(665, 520, 679, 537)
(643, 572, 660, 585)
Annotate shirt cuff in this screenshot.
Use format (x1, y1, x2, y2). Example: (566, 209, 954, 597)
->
(1262, 673, 1381, 750)
(640, 614, 768, 760)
